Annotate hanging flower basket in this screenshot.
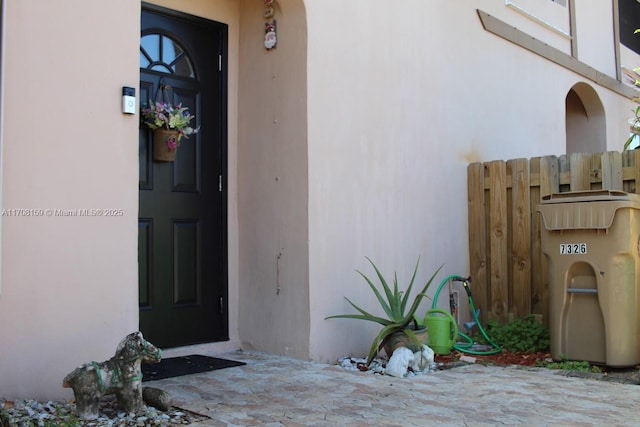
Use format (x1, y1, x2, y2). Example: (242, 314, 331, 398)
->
(153, 129, 181, 162)
(141, 91, 199, 162)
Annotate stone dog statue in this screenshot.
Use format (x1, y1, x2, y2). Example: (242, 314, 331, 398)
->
(62, 331, 162, 420)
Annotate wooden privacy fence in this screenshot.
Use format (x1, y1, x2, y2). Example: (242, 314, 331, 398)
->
(467, 150, 640, 327)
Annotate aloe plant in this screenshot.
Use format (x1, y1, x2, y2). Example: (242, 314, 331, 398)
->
(326, 257, 443, 365)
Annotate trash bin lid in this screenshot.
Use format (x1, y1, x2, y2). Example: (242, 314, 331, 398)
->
(537, 190, 640, 230)
(540, 190, 640, 204)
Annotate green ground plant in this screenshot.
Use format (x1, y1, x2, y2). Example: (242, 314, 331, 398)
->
(537, 358, 602, 373)
(472, 317, 602, 373)
(476, 316, 550, 353)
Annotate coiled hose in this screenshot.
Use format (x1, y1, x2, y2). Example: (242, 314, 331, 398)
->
(431, 275, 501, 355)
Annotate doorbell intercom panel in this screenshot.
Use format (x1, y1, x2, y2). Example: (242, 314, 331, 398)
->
(122, 87, 136, 115)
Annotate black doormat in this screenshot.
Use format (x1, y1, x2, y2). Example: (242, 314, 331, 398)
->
(142, 354, 246, 382)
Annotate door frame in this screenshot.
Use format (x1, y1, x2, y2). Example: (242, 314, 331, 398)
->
(139, 2, 229, 345)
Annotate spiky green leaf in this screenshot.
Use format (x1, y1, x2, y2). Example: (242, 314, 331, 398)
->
(391, 273, 402, 320)
(356, 270, 394, 319)
(404, 264, 444, 323)
(366, 323, 405, 365)
(324, 297, 392, 326)
(401, 327, 423, 350)
(400, 257, 420, 315)
(625, 136, 634, 150)
(364, 257, 398, 319)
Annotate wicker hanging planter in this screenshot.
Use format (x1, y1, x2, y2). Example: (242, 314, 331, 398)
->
(153, 129, 181, 162)
(143, 82, 198, 161)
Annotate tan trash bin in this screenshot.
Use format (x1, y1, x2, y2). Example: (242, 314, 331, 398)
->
(537, 190, 640, 367)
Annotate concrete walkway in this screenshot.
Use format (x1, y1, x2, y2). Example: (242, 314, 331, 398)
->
(147, 351, 640, 426)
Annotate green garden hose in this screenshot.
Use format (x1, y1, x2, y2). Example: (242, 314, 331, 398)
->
(431, 275, 502, 355)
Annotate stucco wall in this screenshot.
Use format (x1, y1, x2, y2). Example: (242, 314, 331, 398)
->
(307, 0, 639, 362)
(0, 0, 243, 400)
(621, 45, 640, 72)
(145, 0, 311, 360)
(236, 0, 310, 358)
(573, 0, 618, 77)
(1, 0, 639, 399)
(0, 0, 141, 400)
(486, 0, 573, 54)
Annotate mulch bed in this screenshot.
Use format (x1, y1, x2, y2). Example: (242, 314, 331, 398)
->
(435, 351, 551, 368)
(435, 351, 640, 385)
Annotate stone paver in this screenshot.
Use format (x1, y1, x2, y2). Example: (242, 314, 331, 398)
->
(147, 351, 640, 426)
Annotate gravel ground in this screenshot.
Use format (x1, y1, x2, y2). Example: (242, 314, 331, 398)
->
(0, 396, 209, 426)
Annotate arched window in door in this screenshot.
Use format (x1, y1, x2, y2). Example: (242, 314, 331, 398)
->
(565, 83, 606, 154)
(140, 33, 196, 78)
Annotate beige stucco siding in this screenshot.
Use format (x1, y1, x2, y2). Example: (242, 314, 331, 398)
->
(0, 0, 244, 400)
(0, 0, 141, 400)
(306, 0, 639, 362)
(0, 0, 639, 399)
(235, 0, 310, 358)
(573, 0, 618, 77)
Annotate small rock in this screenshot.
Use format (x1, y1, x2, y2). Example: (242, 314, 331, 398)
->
(143, 387, 173, 411)
(340, 358, 355, 368)
(460, 355, 477, 364)
(386, 347, 415, 378)
(411, 345, 435, 372)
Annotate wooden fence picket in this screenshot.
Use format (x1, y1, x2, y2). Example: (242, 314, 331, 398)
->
(508, 158, 531, 321)
(467, 151, 640, 326)
(467, 162, 488, 320)
(488, 161, 508, 325)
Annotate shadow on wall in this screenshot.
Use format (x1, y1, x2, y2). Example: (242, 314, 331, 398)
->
(566, 82, 606, 154)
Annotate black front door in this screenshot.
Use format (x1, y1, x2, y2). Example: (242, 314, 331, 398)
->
(138, 5, 228, 348)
